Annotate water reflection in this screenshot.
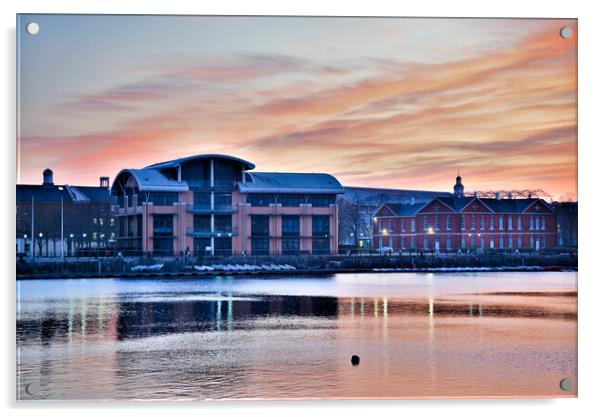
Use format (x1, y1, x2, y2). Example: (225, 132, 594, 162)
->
(16, 273, 577, 400)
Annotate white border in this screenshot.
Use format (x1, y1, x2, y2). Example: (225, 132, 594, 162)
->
(3, 1, 601, 416)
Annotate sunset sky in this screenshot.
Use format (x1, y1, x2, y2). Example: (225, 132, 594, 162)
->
(17, 15, 577, 199)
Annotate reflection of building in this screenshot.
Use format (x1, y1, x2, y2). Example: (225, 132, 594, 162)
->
(111, 154, 344, 257)
(373, 176, 557, 252)
(16, 169, 114, 257)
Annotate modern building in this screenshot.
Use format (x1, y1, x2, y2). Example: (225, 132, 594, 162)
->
(111, 154, 344, 257)
(373, 176, 557, 253)
(16, 169, 114, 257)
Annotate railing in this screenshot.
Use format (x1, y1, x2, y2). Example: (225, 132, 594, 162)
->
(186, 227, 239, 237)
(187, 204, 238, 214)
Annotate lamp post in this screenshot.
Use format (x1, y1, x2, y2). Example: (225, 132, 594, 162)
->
(38, 232, 44, 257)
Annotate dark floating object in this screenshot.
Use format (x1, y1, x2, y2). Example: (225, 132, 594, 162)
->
(559, 378, 572, 391)
(351, 355, 360, 366)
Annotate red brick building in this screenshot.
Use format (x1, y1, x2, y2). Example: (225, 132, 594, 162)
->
(373, 176, 557, 253)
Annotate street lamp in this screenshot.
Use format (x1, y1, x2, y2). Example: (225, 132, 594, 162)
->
(39, 232, 43, 238)
(428, 227, 435, 235)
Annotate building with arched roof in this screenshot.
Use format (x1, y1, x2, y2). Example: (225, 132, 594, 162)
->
(111, 154, 344, 257)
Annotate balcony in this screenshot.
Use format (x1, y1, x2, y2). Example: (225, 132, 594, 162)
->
(187, 204, 238, 214)
(186, 227, 238, 238)
(186, 180, 237, 190)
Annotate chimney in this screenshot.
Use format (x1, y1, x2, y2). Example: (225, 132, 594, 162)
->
(42, 168, 54, 187)
(508, 192, 513, 199)
(495, 192, 501, 200)
(100, 176, 110, 188)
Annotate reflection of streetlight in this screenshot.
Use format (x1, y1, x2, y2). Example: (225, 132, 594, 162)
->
(83, 233, 87, 238)
(70, 233, 74, 238)
(38, 232, 43, 238)
(23, 234, 27, 239)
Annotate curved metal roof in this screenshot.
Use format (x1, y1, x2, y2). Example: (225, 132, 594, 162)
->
(145, 154, 255, 170)
(239, 172, 344, 194)
(112, 169, 189, 192)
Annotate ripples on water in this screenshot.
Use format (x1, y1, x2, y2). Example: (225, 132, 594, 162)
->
(16, 272, 577, 400)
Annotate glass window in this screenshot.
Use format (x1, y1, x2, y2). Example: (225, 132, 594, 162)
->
(312, 216, 330, 237)
(214, 192, 232, 210)
(194, 237, 211, 256)
(518, 217, 522, 230)
(193, 192, 211, 208)
(214, 215, 232, 234)
(309, 195, 335, 207)
(423, 237, 428, 250)
(480, 215, 485, 230)
(434, 216, 440, 230)
(282, 238, 300, 255)
(282, 216, 300, 236)
(499, 237, 504, 248)
(423, 216, 429, 230)
(247, 194, 275, 206)
(280, 194, 305, 207)
(251, 238, 269, 256)
(251, 215, 269, 236)
(401, 218, 406, 232)
(535, 217, 540, 230)
(446, 236, 452, 251)
(401, 237, 406, 249)
(542, 217, 546, 230)
(530, 216, 534, 230)
(508, 216, 513, 230)
(214, 237, 232, 256)
(461, 216, 465, 229)
(153, 214, 173, 236)
(499, 217, 504, 230)
(490, 216, 494, 230)
(470, 216, 475, 230)
(148, 192, 177, 206)
(446, 215, 452, 230)
(518, 236, 522, 248)
(194, 215, 211, 233)
(312, 238, 330, 255)
(411, 218, 416, 232)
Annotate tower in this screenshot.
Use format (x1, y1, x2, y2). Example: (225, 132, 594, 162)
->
(453, 175, 464, 198)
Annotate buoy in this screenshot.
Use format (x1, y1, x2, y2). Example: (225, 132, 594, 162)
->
(351, 355, 360, 366)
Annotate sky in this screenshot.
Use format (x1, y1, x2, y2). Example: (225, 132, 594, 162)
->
(17, 15, 577, 200)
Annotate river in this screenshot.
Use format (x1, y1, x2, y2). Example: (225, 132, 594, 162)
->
(16, 272, 577, 400)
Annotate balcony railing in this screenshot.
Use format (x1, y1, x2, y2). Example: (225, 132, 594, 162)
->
(186, 180, 237, 190)
(187, 204, 238, 214)
(186, 227, 239, 238)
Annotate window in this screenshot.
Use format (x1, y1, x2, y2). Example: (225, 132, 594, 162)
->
(423, 216, 429, 230)
(309, 195, 335, 207)
(423, 237, 429, 250)
(518, 236, 522, 248)
(508, 237, 513, 249)
(282, 238, 300, 255)
(194, 215, 211, 233)
(499, 217, 504, 230)
(530, 236, 534, 248)
(280, 194, 305, 207)
(251, 215, 269, 236)
(411, 218, 416, 232)
(499, 237, 504, 249)
(214, 237, 232, 257)
(282, 216, 300, 236)
(194, 192, 211, 208)
(312, 216, 330, 237)
(535, 217, 540, 230)
(214, 192, 232, 210)
(312, 238, 330, 255)
(446, 215, 452, 230)
(401, 218, 406, 232)
(251, 238, 269, 256)
(461, 216, 466, 229)
(461, 237, 466, 248)
(542, 217, 546, 230)
(388, 219, 393, 234)
(153, 214, 174, 255)
(470, 235, 476, 248)
(542, 236, 546, 248)
(214, 215, 232, 234)
(446, 236, 452, 251)
(518, 217, 522, 230)
(490, 216, 494, 230)
(480, 236, 485, 249)
(148, 192, 177, 206)
(480, 215, 485, 230)
(411, 236, 416, 249)
(470, 216, 475, 230)
(490, 238, 494, 249)
(194, 237, 211, 256)
(529, 216, 534, 230)
(508, 216, 513, 230)
(435, 216, 440, 230)
(401, 237, 406, 249)
(247, 194, 275, 206)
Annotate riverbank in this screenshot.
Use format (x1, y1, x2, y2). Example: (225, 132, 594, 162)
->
(16, 253, 577, 280)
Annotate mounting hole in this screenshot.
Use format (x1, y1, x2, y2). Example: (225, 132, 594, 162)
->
(24, 381, 39, 396)
(559, 378, 573, 391)
(26, 22, 40, 35)
(559, 26, 572, 39)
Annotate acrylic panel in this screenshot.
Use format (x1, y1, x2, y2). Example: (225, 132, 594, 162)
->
(16, 15, 578, 401)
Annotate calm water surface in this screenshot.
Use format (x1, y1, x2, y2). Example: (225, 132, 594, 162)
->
(16, 272, 577, 400)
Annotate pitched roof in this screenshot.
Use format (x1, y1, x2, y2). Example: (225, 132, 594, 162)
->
(383, 202, 428, 216)
(239, 172, 344, 194)
(436, 196, 477, 211)
(16, 184, 112, 203)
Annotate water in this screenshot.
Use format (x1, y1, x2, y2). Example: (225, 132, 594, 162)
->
(16, 272, 577, 400)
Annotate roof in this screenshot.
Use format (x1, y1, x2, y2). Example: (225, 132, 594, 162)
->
(435, 197, 548, 213)
(239, 172, 344, 194)
(114, 169, 189, 192)
(16, 184, 112, 203)
(436, 197, 478, 211)
(342, 186, 451, 205)
(146, 154, 255, 170)
(383, 202, 429, 216)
